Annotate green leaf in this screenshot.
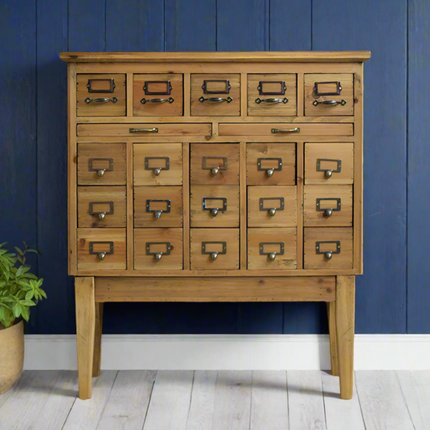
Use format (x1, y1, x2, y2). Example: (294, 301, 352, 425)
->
(25, 291, 34, 300)
(14, 247, 24, 256)
(20, 299, 36, 307)
(26, 249, 40, 255)
(13, 303, 22, 318)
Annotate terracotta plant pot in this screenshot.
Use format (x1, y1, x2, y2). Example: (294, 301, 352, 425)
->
(0, 320, 24, 394)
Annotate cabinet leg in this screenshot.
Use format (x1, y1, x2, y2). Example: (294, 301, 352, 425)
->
(336, 275, 355, 400)
(93, 303, 104, 377)
(327, 302, 339, 377)
(75, 277, 95, 400)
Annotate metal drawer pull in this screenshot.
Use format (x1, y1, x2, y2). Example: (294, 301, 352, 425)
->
(271, 127, 300, 134)
(85, 97, 118, 104)
(255, 98, 288, 104)
(314, 81, 342, 96)
(146, 199, 171, 219)
(259, 242, 285, 261)
(202, 79, 231, 94)
(316, 198, 341, 217)
(89, 241, 114, 261)
(144, 157, 170, 176)
(199, 97, 233, 103)
(202, 197, 227, 217)
(257, 157, 282, 178)
(202, 156, 228, 176)
(201, 242, 227, 262)
(143, 80, 172, 95)
(316, 159, 342, 179)
(89, 202, 114, 220)
(141, 97, 174, 104)
(87, 78, 115, 93)
(316, 241, 341, 261)
(313, 99, 346, 106)
(129, 127, 159, 133)
(259, 197, 285, 217)
(88, 158, 114, 177)
(146, 242, 171, 262)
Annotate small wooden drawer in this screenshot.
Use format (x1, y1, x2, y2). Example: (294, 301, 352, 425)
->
(190, 185, 239, 227)
(77, 123, 212, 137)
(248, 186, 297, 227)
(247, 144, 296, 186)
(78, 186, 126, 228)
(134, 143, 182, 186)
(77, 143, 126, 185)
(134, 228, 183, 270)
(191, 74, 240, 116)
(304, 185, 353, 227)
(134, 74, 183, 116)
(304, 227, 353, 269)
(248, 228, 297, 270)
(77, 74, 126, 117)
(191, 143, 239, 185)
(248, 74, 297, 116)
(305, 143, 354, 184)
(77, 228, 126, 270)
(134, 186, 183, 228)
(305, 74, 354, 116)
(219, 123, 353, 136)
(190, 228, 239, 270)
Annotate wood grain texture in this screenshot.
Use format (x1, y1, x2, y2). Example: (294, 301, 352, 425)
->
(327, 302, 339, 377)
(93, 303, 103, 377)
(182, 142, 191, 269)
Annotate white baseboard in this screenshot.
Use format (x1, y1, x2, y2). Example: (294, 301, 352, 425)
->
(23, 334, 430, 371)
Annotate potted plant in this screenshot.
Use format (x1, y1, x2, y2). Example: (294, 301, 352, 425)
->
(0, 242, 46, 394)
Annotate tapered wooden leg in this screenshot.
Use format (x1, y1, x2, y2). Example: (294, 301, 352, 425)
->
(327, 302, 339, 377)
(92, 303, 104, 377)
(336, 275, 355, 400)
(75, 277, 95, 400)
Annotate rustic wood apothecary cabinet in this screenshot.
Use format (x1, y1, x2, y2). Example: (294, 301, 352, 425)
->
(60, 51, 370, 400)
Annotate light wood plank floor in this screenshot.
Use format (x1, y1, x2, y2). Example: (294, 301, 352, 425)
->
(0, 370, 428, 430)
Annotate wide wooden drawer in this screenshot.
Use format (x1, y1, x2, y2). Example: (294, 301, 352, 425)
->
(78, 186, 126, 228)
(248, 228, 297, 270)
(77, 228, 126, 270)
(134, 228, 183, 270)
(304, 227, 353, 269)
(305, 74, 354, 116)
(191, 74, 240, 116)
(134, 186, 183, 228)
(77, 74, 126, 117)
(77, 143, 126, 185)
(248, 74, 297, 116)
(191, 143, 239, 185)
(190, 185, 239, 227)
(248, 186, 297, 227)
(305, 143, 354, 184)
(77, 123, 212, 137)
(247, 143, 296, 186)
(304, 185, 353, 227)
(134, 74, 183, 116)
(219, 123, 353, 136)
(134, 143, 182, 186)
(190, 228, 239, 270)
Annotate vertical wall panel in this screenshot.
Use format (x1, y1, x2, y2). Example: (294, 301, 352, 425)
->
(165, 0, 216, 51)
(106, 0, 164, 51)
(407, 0, 430, 333)
(313, 0, 408, 333)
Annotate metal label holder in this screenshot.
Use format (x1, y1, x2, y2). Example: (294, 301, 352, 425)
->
(315, 241, 341, 255)
(89, 242, 114, 255)
(259, 242, 285, 255)
(144, 157, 170, 171)
(316, 159, 342, 173)
(88, 158, 114, 172)
(201, 242, 227, 255)
(89, 201, 114, 215)
(202, 80, 231, 94)
(146, 199, 171, 214)
(87, 79, 115, 93)
(202, 156, 228, 170)
(143, 81, 172, 95)
(313, 81, 342, 96)
(259, 197, 285, 211)
(146, 242, 171, 256)
(316, 198, 341, 212)
(257, 81, 287, 95)
(257, 158, 283, 171)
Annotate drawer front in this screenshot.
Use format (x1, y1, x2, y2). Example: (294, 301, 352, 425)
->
(134, 74, 183, 117)
(248, 74, 297, 116)
(305, 143, 354, 184)
(190, 185, 240, 227)
(219, 123, 353, 136)
(77, 228, 126, 270)
(247, 143, 296, 186)
(134, 186, 183, 228)
(77, 123, 212, 137)
(191, 74, 240, 116)
(78, 143, 126, 185)
(190, 228, 239, 270)
(305, 74, 354, 116)
(77, 74, 126, 117)
(134, 143, 182, 186)
(248, 228, 297, 270)
(78, 186, 126, 228)
(191, 143, 239, 185)
(304, 227, 353, 269)
(134, 228, 183, 270)
(304, 185, 353, 227)
(248, 186, 297, 227)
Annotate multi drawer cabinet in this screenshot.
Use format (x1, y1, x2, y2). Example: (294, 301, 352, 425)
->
(60, 51, 370, 400)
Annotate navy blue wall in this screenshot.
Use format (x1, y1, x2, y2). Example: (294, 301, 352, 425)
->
(0, 0, 427, 334)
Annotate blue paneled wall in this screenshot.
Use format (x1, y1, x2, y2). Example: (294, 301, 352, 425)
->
(0, 0, 427, 334)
